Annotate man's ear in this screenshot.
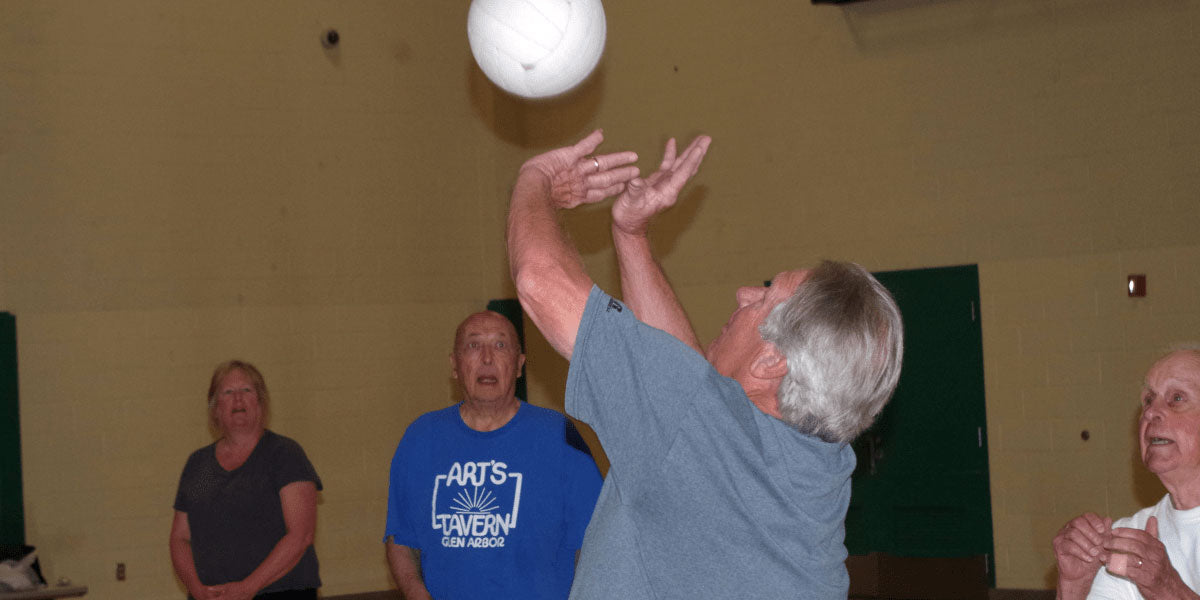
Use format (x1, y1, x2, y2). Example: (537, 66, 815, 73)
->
(449, 353, 459, 380)
(749, 343, 788, 380)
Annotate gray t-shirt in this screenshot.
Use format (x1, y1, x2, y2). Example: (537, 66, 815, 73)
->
(565, 286, 855, 599)
(174, 430, 322, 594)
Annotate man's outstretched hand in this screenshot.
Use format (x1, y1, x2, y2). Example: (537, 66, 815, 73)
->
(612, 135, 711, 237)
(517, 129, 641, 210)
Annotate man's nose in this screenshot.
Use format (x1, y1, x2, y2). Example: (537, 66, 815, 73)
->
(736, 287, 761, 307)
(1142, 400, 1164, 422)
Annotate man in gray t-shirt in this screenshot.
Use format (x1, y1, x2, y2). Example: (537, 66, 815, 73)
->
(506, 130, 904, 598)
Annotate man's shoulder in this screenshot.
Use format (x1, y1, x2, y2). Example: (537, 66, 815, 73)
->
(394, 405, 460, 446)
(514, 404, 596, 459)
(518, 402, 569, 425)
(414, 404, 460, 426)
(577, 286, 712, 371)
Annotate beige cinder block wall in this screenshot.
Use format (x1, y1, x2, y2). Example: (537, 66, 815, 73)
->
(3, 0, 1198, 597)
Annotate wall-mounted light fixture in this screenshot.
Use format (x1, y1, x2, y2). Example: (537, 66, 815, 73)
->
(1127, 274, 1147, 297)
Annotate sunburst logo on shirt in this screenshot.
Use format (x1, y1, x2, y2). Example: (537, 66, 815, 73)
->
(451, 486, 499, 514)
(431, 460, 523, 543)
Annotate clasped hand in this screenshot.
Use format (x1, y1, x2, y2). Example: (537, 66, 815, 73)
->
(197, 579, 255, 600)
(1055, 513, 1192, 599)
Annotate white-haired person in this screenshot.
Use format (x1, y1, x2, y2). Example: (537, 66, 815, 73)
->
(506, 130, 904, 599)
(1054, 348, 1200, 600)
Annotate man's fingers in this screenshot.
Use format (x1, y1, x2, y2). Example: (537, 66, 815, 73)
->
(572, 129, 605, 158)
(595, 150, 639, 171)
(678, 136, 711, 175)
(592, 165, 640, 187)
(659, 138, 677, 171)
(1146, 516, 1159, 539)
(1079, 512, 1109, 534)
(1068, 515, 1109, 546)
(663, 140, 710, 190)
(1110, 526, 1154, 541)
(1057, 538, 1100, 563)
(1105, 530, 1151, 558)
(678, 135, 712, 165)
(1060, 529, 1103, 559)
(588, 183, 628, 202)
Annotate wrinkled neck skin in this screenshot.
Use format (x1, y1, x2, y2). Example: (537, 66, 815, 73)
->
(459, 397, 520, 432)
(1161, 474, 1200, 510)
(736, 368, 785, 422)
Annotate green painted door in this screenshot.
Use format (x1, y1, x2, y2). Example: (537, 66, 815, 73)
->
(0, 313, 24, 546)
(845, 265, 993, 584)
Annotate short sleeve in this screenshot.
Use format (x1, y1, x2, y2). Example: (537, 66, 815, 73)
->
(270, 435, 323, 492)
(565, 286, 713, 470)
(561, 420, 602, 549)
(383, 425, 420, 547)
(172, 452, 200, 513)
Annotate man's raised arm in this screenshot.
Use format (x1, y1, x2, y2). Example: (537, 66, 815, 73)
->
(611, 135, 711, 354)
(506, 130, 639, 360)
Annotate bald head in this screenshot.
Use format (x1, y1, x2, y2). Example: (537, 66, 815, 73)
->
(454, 311, 523, 354)
(451, 311, 526, 408)
(1147, 348, 1200, 381)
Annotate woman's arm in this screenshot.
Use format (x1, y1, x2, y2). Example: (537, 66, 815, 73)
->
(207, 480, 319, 600)
(168, 510, 218, 600)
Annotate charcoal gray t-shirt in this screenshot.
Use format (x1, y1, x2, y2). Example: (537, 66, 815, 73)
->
(174, 430, 322, 594)
(565, 286, 855, 599)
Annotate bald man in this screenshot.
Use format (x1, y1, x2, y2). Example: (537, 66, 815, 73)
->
(1054, 348, 1200, 600)
(383, 311, 602, 599)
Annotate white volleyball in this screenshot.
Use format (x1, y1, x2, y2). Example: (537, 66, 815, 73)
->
(467, 0, 607, 99)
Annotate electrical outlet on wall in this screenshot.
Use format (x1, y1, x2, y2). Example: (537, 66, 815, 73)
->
(116, 562, 125, 581)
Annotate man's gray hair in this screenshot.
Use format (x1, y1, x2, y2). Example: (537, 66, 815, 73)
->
(1165, 342, 1200, 355)
(759, 260, 904, 444)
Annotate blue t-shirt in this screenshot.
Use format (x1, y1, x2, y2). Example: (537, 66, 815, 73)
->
(565, 286, 856, 599)
(384, 402, 602, 599)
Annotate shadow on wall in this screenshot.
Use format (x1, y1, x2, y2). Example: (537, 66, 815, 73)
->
(554, 185, 707, 262)
(465, 58, 606, 149)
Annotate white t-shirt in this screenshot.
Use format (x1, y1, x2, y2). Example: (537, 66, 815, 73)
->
(1088, 494, 1200, 599)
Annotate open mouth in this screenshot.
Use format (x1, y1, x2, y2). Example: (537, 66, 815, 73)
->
(476, 376, 499, 385)
(1148, 437, 1173, 446)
